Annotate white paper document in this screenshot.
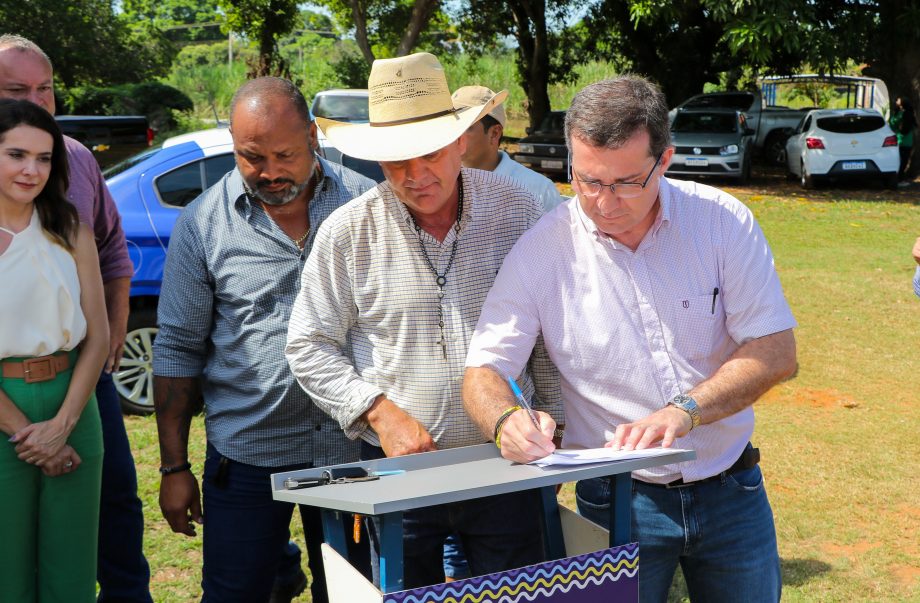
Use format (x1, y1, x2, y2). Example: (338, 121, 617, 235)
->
(530, 447, 691, 467)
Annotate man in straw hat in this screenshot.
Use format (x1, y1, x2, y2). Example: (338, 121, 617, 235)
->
(285, 52, 563, 589)
(452, 85, 564, 214)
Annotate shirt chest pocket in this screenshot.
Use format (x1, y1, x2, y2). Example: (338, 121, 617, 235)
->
(663, 293, 723, 360)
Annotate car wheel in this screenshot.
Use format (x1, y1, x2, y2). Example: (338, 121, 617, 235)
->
(114, 308, 157, 415)
(885, 173, 899, 189)
(738, 157, 752, 184)
(765, 133, 788, 165)
(801, 162, 815, 189)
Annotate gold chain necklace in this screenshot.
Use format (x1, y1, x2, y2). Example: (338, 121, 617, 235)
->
(291, 227, 310, 249)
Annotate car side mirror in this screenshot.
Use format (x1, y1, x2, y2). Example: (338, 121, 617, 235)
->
(744, 127, 756, 136)
(525, 127, 533, 135)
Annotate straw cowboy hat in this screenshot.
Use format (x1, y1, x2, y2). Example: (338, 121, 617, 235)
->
(316, 52, 507, 162)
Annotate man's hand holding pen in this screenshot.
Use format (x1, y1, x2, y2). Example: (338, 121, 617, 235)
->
(496, 409, 556, 464)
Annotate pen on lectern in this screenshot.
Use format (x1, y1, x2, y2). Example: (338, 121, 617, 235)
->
(506, 375, 541, 429)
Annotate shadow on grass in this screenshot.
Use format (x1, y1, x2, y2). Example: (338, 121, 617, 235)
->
(660, 557, 832, 602)
(781, 556, 833, 586)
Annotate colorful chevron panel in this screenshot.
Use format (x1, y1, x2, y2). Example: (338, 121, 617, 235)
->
(383, 543, 639, 603)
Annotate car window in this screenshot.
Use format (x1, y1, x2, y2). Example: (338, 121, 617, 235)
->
(671, 112, 738, 134)
(537, 112, 565, 134)
(156, 154, 237, 208)
(816, 114, 886, 134)
(204, 154, 236, 186)
(156, 161, 203, 208)
(683, 93, 755, 112)
(312, 95, 369, 122)
(802, 115, 812, 132)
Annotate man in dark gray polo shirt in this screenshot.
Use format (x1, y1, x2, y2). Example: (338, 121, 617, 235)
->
(152, 77, 375, 603)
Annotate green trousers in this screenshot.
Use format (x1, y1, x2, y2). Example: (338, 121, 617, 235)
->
(0, 352, 103, 603)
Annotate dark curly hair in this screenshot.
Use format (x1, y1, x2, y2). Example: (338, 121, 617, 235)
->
(0, 99, 76, 250)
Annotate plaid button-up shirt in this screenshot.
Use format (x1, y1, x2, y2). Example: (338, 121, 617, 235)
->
(153, 159, 376, 467)
(286, 167, 563, 449)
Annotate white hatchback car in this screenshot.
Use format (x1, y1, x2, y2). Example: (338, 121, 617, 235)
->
(785, 108, 899, 188)
(310, 89, 383, 181)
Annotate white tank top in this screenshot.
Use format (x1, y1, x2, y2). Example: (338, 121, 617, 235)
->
(0, 209, 87, 358)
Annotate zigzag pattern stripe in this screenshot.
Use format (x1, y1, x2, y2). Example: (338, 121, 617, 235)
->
(400, 546, 639, 602)
(391, 557, 638, 603)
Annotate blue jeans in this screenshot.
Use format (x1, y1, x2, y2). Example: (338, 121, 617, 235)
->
(443, 534, 470, 579)
(575, 466, 781, 603)
(361, 443, 544, 589)
(95, 371, 153, 602)
(201, 443, 369, 603)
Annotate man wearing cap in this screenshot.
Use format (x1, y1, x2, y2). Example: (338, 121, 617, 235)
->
(463, 75, 796, 602)
(285, 52, 562, 589)
(452, 85, 564, 214)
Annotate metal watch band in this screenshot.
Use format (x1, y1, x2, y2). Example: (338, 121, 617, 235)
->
(669, 394, 702, 430)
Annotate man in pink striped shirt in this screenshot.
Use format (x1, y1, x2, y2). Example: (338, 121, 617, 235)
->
(464, 75, 796, 602)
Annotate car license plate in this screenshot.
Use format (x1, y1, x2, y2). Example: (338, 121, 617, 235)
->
(540, 159, 564, 170)
(841, 161, 866, 170)
(685, 157, 709, 167)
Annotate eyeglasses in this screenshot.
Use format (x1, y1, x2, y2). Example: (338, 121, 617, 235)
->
(571, 152, 663, 199)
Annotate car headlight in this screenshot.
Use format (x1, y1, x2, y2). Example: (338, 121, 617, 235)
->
(518, 144, 535, 154)
(719, 144, 739, 156)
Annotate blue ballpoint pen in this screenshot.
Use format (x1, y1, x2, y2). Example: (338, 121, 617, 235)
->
(507, 375, 541, 429)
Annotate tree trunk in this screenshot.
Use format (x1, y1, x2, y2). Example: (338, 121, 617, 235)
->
(862, 2, 920, 178)
(396, 0, 440, 56)
(347, 0, 376, 64)
(508, 0, 551, 131)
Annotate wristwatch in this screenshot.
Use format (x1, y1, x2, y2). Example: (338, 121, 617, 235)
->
(668, 394, 702, 430)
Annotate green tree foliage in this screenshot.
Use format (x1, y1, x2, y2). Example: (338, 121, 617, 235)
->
(120, 0, 225, 42)
(458, 0, 582, 130)
(218, 0, 300, 77)
(316, 0, 446, 63)
(0, 0, 173, 87)
(66, 82, 193, 131)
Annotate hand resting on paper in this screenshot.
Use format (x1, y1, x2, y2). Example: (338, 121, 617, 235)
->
(606, 405, 692, 451)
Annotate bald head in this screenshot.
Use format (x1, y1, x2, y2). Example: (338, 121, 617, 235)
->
(0, 35, 56, 114)
(0, 34, 52, 68)
(229, 77, 311, 129)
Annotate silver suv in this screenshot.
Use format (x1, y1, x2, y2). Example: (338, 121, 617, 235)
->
(666, 108, 756, 182)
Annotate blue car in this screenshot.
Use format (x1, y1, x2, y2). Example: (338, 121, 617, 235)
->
(105, 127, 381, 414)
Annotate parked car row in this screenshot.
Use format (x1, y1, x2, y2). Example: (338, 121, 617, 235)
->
(106, 90, 381, 414)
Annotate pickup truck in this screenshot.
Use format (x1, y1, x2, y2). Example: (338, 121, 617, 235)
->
(670, 91, 808, 164)
(55, 115, 154, 169)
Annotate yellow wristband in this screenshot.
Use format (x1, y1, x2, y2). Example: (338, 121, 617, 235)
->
(493, 405, 521, 449)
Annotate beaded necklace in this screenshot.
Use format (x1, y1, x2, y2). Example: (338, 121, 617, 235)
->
(409, 178, 464, 359)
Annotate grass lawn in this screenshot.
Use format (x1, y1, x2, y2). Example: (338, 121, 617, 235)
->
(124, 170, 920, 602)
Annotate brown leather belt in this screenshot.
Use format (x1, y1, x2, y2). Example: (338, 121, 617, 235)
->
(1, 352, 72, 383)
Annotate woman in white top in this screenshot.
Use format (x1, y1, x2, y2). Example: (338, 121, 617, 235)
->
(0, 99, 108, 602)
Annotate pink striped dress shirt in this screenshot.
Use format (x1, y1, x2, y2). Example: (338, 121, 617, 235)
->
(466, 177, 796, 483)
